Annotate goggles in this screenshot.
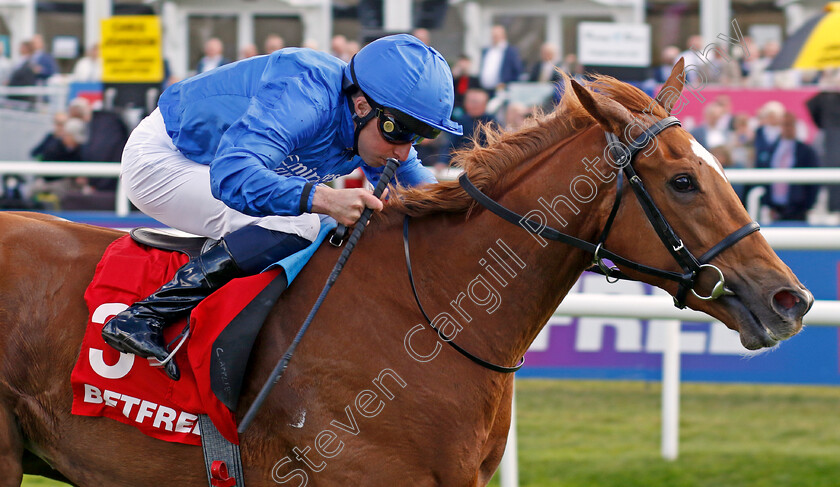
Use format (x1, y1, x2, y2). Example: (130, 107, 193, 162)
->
(374, 108, 440, 145)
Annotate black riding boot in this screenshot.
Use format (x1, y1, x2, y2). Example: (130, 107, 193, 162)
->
(101, 226, 312, 381)
(101, 240, 243, 380)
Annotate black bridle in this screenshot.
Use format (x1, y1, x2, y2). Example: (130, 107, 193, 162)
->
(460, 115, 759, 308)
(402, 115, 758, 375)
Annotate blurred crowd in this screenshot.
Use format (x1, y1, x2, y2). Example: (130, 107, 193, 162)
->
(2, 25, 840, 223)
(426, 26, 840, 225)
(689, 97, 825, 222)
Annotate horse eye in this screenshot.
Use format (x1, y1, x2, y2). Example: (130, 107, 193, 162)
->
(671, 175, 695, 192)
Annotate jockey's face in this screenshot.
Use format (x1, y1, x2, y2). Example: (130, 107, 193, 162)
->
(352, 96, 412, 166)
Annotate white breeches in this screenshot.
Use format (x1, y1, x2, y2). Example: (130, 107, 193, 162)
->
(121, 108, 320, 241)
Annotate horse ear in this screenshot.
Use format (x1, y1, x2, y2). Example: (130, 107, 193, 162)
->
(570, 79, 634, 135)
(654, 58, 685, 115)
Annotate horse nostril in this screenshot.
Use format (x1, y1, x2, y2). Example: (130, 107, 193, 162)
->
(774, 290, 799, 311)
(772, 289, 812, 321)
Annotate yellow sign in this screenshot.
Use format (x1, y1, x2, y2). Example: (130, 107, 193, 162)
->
(101, 16, 163, 83)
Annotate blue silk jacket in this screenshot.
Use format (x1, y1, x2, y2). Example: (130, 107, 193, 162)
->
(158, 48, 435, 217)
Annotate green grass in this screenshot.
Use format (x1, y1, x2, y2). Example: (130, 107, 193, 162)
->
(23, 380, 840, 486)
(21, 479, 60, 486)
(487, 380, 840, 487)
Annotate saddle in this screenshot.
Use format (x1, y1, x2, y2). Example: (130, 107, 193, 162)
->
(73, 228, 298, 487)
(73, 219, 333, 449)
(129, 227, 211, 259)
(129, 227, 286, 412)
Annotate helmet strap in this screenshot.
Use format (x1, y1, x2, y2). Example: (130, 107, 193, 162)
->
(348, 88, 379, 155)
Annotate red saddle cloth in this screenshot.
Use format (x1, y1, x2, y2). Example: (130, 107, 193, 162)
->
(71, 235, 277, 445)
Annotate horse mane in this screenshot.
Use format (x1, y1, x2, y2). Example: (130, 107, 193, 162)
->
(386, 72, 669, 217)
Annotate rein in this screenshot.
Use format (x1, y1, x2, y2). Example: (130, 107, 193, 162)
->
(401, 115, 757, 375)
(459, 115, 759, 309)
(403, 217, 524, 373)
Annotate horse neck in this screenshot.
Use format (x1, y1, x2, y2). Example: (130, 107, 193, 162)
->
(408, 125, 615, 366)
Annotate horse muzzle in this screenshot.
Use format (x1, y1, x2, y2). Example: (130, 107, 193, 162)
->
(715, 284, 812, 350)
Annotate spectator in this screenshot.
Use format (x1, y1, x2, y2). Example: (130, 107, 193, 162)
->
(81, 109, 130, 191)
(67, 97, 93, 123)
(709, 145, 732, 168)
(757, 111, 819, 221)
(529, 42, 561, 83)
(677, 36, 737, 85)
(727, 113, 755, 170)
(691, 102, 728, 149)
(30, 34, 58, 82)
(754, 100, 784, 168)
(678, 35, 709, 84)
(0, 45, 13, 85)
(748, 41, 800, 88)
(196, 38, 230, 74)
(412, 28, 431, 46)
(29, 115, 90, 207)
(451, 54, 479, 117)
(712, 43, 744, 86)
(34, 115, 86, 163)
(763, 41, 800, 88)
(7, 41, 38, 106)
(57, 117, 87, 159)
(346, 40, 361, 59)
(31, 112, 72, 161)
(263, 34, 285, 55)
(239, 44, 258, 60)
(479, 25, 524, 95)
(71, 43, 102, 83)
(414, 136, 449, 170)
(502, 102, 529, 132)
(738, 36, 760, 80)
(560, 53, 585, 82)
(709, 145, 745, 201)
(302, 39, 320, 51)
(713, 95, 734, 132)
(162, 58, 179, 91)
(0, 175, 32, 208)
(820, 67, 840, 87)
(330, 35, 350, 62)
(452, 88, 494, 151)
(806, 73, 840, 213)
(654, 46, 680, 83)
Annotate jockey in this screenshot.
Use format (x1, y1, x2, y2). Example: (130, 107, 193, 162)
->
(101, 34, 462, 380)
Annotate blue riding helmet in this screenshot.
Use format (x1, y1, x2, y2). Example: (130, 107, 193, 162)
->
(347, 34, 463, 139)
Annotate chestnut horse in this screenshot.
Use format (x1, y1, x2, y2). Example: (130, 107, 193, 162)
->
(6, 62, 810, 485)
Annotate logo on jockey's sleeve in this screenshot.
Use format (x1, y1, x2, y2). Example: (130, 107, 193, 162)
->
(275, 155, 342, 183)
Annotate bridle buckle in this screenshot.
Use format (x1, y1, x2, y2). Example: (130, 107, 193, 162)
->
(592, 243, 620, 284)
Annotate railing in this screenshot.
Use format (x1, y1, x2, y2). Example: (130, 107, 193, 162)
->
(498, 226, 840, 487)
(0, 85, 70, 113)
(726, 168, 840, 221)
(0, 161, 127, 215)
(1, 163, 838, 222)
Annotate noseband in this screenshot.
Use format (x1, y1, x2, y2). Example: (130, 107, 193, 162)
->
(459, 115, 760, 308)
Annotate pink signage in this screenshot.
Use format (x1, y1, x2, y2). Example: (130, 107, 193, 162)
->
(669, 87, 822, 142)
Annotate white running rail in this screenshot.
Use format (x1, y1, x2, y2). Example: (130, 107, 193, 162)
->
(499, 225, 840, 487)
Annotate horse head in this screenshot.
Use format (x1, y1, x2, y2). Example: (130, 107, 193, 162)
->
(568, 59, 812, 350)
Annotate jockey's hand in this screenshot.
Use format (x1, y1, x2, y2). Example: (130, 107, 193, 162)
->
(311, 185, 384, 226)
